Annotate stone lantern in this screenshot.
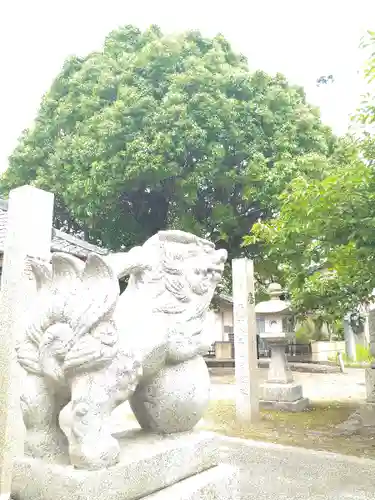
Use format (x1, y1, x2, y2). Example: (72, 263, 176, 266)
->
(255, 283, 308, 411)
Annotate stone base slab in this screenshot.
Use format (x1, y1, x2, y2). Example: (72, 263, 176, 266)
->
(260, 397, 309, 412)
(360, 402, 375, 426)
(259, 382, 303, 402)
(365, 368, 375, 403)
(12, 430, 221, 500)
(144, 464, 239, 499)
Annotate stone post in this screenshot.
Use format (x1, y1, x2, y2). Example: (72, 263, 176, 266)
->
(368, 308, 375, 360)
(0, 186, 54, 499)
(344, 314, 356, 362)
(359, 368, 375, 428)
(232, 258, 259, 422)
(266, 339, 293, 384)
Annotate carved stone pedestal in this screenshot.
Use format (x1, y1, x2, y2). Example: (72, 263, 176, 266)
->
(144, 464, 238, 499)
(259, 340, 309, 412)
(365, 367, 375, 404)
(12, 430, 239, 500)
(359, 368, 375, 428)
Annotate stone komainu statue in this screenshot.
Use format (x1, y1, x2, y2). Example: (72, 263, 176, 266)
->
(17, 230, 227, 470)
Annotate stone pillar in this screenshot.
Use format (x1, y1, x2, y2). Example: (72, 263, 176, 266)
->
(359, 368, 375, 428)
(232, 258, 259, 422)
(365, 369, 375, 402)
(0, 186, 54, 499)
(344, 315, 356, 362)
(368, 309, 375, 360)
(266, 340, 293, 384)
(259, 338, 309, 412)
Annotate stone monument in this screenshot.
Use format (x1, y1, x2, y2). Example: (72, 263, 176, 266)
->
(335, 366, 375, 436)
(368, 307, 375, 359)
(343, 313, 357, 362)
(232, 258, 259, 422)
(256, 284, 308, 412)
(335, 310, 375, 436)
(11, 228, 239, 499)
(0, 186, 54, 500)
(359, 307, 375, 429)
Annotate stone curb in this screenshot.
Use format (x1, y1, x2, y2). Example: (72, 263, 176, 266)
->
(217, 434, 375, 465)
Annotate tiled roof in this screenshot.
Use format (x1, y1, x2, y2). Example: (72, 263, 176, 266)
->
(51, 229, 109, 259)
(215, 293, 233, 304)
(0, 199, 109, 260)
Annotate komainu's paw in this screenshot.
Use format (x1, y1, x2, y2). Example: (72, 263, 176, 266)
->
(69, 434, 120, 470)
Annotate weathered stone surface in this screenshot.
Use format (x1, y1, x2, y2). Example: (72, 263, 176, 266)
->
(335, 405, 375, 436)
(266, 342, 293, 383)
(260, 397, 309, 412)
(365, 367, 375, 402)
(369, 309, 375, 358)
(334, 411, 363, 436)
(336, 369, 375, 435)
(259, 338, 308, 411)
(144, 464, 239, 499)
(17, 230, 227, 470)
(259, 382, 303, 402)
(0, 186, 54, 498)
(360, 402, 375, 427)
(130, 356, 210, 434)
(258, 360, 341, 373)
(231, 258, 259, 422)
(220, 435, 375, 499)
(12, 431, 221, 500)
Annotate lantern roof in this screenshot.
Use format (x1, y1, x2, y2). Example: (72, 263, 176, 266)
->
(255, 283, 292, 315)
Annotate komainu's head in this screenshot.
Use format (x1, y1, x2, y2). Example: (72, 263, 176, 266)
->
(126, 230, 227, 323)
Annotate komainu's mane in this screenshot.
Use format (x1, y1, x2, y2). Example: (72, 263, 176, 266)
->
(122, 231, 223, 337)
(17, 253, 120, 378)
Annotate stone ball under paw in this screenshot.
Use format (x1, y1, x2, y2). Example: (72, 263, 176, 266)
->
(130, 356, 210, 434)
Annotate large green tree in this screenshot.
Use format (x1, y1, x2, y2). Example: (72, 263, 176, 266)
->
(247, 155, 374, 319)
(247, 31, 375, 318)
(3, 25, 339, 257)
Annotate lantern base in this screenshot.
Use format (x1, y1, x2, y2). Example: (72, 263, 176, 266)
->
(259, 382, 309, 412)
(260, 397, 309, 412)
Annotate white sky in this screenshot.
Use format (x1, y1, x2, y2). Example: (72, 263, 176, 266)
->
(1, 0, 374, 173)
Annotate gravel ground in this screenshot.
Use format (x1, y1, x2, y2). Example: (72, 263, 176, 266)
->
(211, 367, 367, 403)
(109, 368, 373, 499)
(111, 368, 367, 428)
(220, 436, 375, 500)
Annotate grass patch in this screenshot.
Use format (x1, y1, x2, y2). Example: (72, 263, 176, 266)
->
(328, 344, 374, 367)
(210, 374, 236, 384)
(342, 362, 371, 369)
(202, 400, 375, 458)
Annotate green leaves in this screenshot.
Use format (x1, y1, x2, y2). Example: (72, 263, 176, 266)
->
(248, 153, 375, 318)
(2, 25, 336, 262)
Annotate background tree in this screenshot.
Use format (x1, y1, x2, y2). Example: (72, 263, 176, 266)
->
(316, 75, 335, 86)
(248, 156, 375, 319)
(2, 24, 341, 267)
(247, 31, 375, 319)
(356, 30, 375, 163)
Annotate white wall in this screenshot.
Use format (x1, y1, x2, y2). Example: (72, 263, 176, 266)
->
(206, 310, 224, 343)
(223, 308, 233, 327)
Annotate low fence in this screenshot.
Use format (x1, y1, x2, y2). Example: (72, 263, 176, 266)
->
(206, 344, 216, 358)
(206, 339, 345, 364)
(285, 342, 313, 360)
